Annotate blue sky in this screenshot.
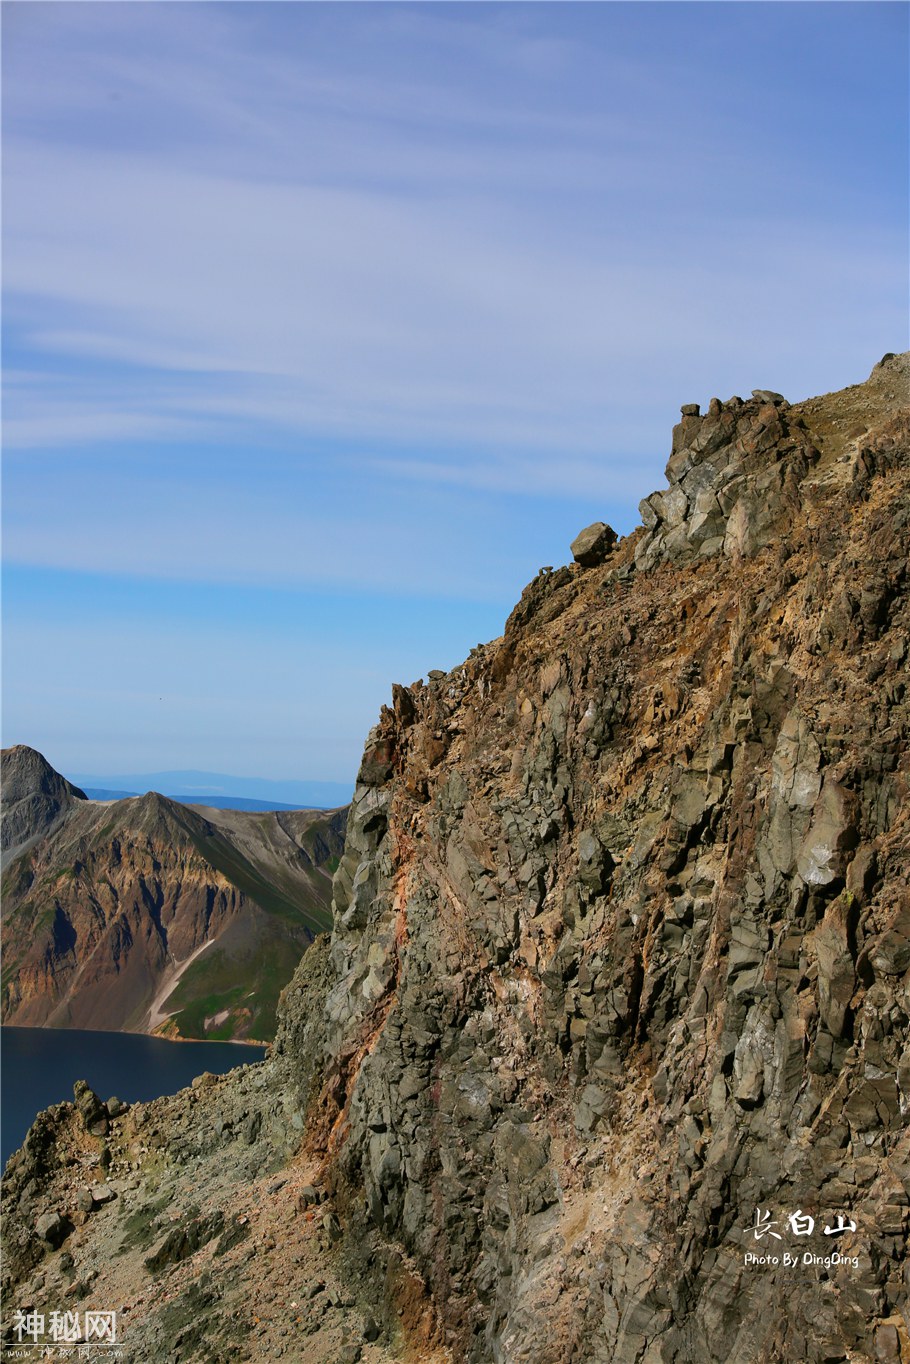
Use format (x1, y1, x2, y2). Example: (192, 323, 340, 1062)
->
(3, 2, 907, 784)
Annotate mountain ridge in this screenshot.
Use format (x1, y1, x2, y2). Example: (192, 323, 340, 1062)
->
(0, 745, 88, 871)
(2, 354, 908, 1363)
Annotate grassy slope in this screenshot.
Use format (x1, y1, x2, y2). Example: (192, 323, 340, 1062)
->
(151, 818, 337, 1041)
(159, 932, 309, 1041)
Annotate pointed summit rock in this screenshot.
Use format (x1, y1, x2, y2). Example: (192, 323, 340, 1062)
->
(0, 745, 87, 860)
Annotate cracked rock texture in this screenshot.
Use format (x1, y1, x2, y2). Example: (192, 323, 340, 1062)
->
(3, 354, 909, 1363)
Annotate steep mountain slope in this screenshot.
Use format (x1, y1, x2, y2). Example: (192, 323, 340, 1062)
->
(1, 751, 346, 1041)
(301, 353, 910, 1363)
(2, 355, 907, 1363)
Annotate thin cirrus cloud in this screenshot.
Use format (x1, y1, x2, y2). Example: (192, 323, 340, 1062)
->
(4, 4, 906, 485)
(2, 610, 421, 779)
(4, 142, 901, 470)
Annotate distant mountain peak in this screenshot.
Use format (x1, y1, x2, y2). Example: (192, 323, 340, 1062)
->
(0, 746, 87, 861)
(1, 745, 87, 806)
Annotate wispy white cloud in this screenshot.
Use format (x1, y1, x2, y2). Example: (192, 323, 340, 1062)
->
(6, 133, 903, 468)
(5, 3, 905, 491)
(2, 447, 549, 602)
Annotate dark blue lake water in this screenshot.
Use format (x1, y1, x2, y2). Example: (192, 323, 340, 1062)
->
(1, 1027, 266, 1167)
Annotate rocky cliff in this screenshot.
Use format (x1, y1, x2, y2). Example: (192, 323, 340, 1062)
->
(1, 749, 346, 1041)
(2, 355, 908, 1364)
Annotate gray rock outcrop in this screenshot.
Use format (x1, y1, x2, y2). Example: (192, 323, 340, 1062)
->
(571, 521, 617, 567)
(634, 390, 819, 570)
(306, 354, 910, 1363)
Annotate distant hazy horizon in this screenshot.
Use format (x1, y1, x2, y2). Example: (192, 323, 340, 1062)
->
(3, 2, 907, 781)
(67, 765, 353, 808)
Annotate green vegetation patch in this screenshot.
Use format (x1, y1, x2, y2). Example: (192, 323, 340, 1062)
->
(5, 854, 36, 897)
(162, 931, 309, 1041)
(1, 956, 24, 990)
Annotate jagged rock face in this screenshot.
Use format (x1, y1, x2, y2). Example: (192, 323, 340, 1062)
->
(1, 751, 346, 1040)
(1, 745, 87, 865)
(634, 389, 816, 567)
(2, 360, 908, 1364)
(305, 356, 909, 1362)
